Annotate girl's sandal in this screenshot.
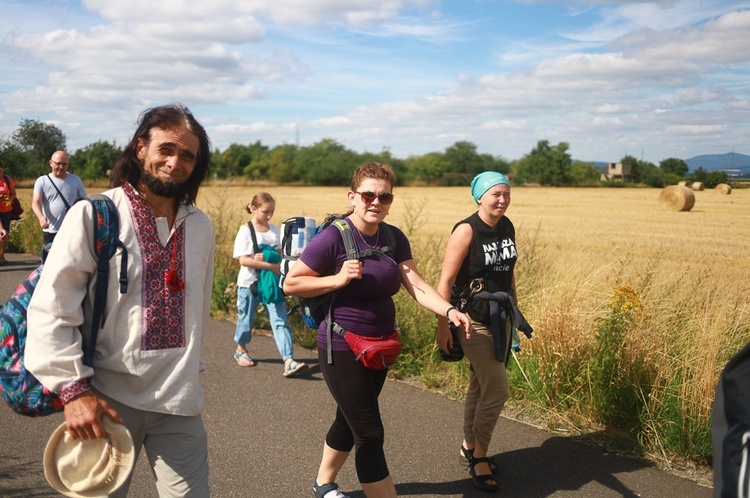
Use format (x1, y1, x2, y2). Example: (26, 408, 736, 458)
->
(283, 359, 308, 377)
(234, 350, 256, 367)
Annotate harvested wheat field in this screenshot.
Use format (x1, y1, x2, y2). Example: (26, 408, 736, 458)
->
(16, 184, 748, 285)
(197, 184, 750, 284)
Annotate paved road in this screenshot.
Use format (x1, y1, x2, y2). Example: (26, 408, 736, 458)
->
(0, 252, 713, 497)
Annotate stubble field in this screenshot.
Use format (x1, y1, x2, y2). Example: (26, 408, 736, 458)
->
(194, 184, 750, 282)
(35, 183, 747, 280)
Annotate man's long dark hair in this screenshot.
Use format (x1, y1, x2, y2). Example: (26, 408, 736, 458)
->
(110, 103, 211, 205)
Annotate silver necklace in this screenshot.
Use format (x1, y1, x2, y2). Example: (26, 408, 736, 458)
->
(357, 225, 380, 249)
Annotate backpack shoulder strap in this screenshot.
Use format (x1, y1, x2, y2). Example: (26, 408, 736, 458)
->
(247, 221, 260, 254)
(281, 217, 297, 262)
(330, 218, 398, 262)
(331, 218, 360, 261)
(379, 222, 397, 255)
(81, 194, 128, 366)
(323, 218, 360, 365)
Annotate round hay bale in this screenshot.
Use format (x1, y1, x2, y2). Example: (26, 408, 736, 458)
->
(678, 180, 688, 187)
(716, 183, 732, 195)
(659, 185, 695, 212)
(692, 181, 705, 191)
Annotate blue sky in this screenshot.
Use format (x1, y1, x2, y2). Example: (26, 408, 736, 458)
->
(1, 0, 748, 165)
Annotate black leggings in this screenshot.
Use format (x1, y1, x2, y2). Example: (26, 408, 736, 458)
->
(43, 231, 57, 244)
(318, 348, 390, 484)
(0, 211, 12, 234)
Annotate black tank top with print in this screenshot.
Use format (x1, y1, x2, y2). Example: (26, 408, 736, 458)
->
(452, 211, 517, 325)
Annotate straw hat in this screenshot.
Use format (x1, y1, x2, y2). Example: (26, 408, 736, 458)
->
(43, 417, 135, 498)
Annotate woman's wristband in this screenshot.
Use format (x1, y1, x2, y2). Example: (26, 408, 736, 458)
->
(445, 306, 458, 318)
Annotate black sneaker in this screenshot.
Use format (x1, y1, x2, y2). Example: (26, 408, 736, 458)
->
(313, 480, 349, 498)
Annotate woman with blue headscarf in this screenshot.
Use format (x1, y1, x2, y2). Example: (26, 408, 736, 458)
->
(436, 171, 533, 492)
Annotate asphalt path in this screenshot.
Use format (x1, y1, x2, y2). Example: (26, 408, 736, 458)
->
(0, 252, 713, 497)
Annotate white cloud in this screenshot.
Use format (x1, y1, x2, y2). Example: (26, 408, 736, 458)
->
(83, 0, 439, 28)
(532, 52, 702, 84)
(674, 87, 728, 105)
(666, 124, 727, 134)
(262, 0, 438, 27)
(594, 103, 627, 113)
(0, 12, 307, 124)
(615, 10, 750, 64)
(0, 0, 748, 163)
(574, 0, 739, 39)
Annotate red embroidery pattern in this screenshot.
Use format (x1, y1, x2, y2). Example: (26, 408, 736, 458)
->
(59, 379, 90, 404)
(123, 183, 186, 351)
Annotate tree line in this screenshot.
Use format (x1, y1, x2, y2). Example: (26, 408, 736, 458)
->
(0, 118, 729, 188)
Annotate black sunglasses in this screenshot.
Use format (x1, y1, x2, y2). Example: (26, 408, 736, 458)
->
(355, 191, 394, 205)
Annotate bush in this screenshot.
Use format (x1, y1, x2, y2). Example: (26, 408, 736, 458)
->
(588, 286, 651, 433)
(8, 211, 43, 256)
(204, 188, 242, 319)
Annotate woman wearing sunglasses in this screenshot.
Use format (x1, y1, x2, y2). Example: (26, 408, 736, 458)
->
(283, 162, 472, 498)
(435, 171, 533, 492)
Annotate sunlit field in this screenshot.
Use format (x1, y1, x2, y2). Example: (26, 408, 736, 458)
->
(193, 184, 750, 282)
(20, 184, 748, 278)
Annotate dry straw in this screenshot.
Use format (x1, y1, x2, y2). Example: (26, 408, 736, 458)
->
(659, 185, 695, 212)
(716, 183, 732, 195)
(692, 181, 705, 191)
(678, 180, 688, 187)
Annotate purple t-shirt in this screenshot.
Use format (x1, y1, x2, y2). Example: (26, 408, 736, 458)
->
(298, 218, 412, 351)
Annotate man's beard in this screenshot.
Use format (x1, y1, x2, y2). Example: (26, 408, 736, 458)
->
(140, 170, 189, 199)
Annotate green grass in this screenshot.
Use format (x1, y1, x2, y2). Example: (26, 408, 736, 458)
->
(8, 210, 43, 256)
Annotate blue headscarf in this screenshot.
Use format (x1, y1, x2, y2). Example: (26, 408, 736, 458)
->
(471, 171, 510, 203)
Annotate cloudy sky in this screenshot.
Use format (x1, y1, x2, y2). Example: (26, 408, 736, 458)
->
(1, 0, 748, 164)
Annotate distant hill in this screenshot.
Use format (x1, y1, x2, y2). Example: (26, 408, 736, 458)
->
(685, 152, 750, 175)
